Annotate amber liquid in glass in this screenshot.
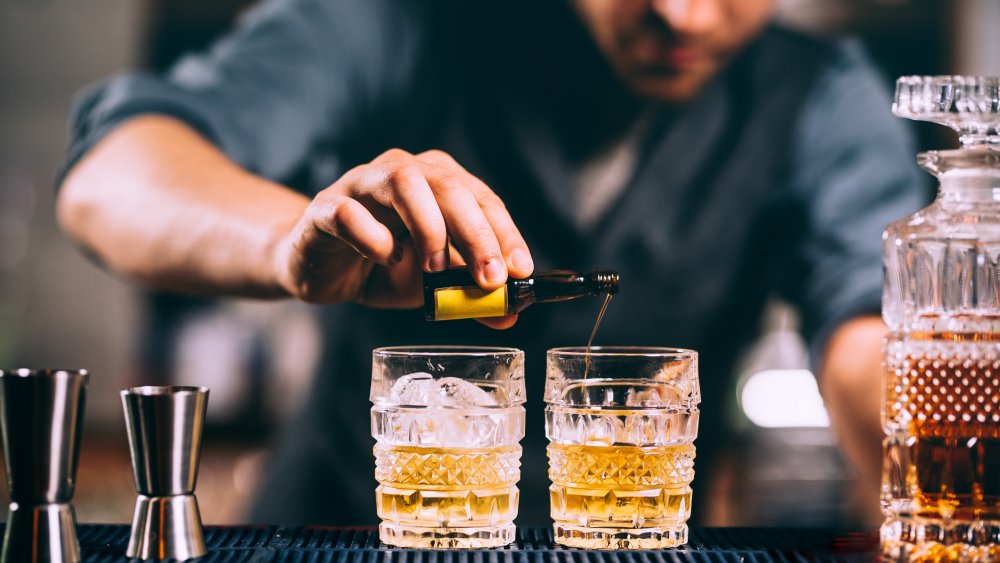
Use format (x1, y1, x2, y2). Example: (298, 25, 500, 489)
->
(547, 443, 695, 549)
(374, 444, 521, 548)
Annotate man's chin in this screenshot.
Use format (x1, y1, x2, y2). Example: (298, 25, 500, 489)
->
(623, 65, 716, 104)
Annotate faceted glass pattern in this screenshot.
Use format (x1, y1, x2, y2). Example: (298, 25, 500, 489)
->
(371, 409, 525, 448)
(547, 443, 695, 488)
(374, 444, 521, 487)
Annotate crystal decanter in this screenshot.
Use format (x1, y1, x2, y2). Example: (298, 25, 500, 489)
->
(882, 76, 1000, 562)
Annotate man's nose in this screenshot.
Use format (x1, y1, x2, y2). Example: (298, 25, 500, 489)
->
(650, 0, 722, 37)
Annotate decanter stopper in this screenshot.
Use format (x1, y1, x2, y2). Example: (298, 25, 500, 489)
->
(892, 76, 1000, 147)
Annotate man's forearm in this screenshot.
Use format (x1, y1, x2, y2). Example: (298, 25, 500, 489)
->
(57, 115, 310, 298)
(818, 315, 887, 524)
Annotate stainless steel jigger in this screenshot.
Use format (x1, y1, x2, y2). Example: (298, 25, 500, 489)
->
(121, 386, 209, 561)
(0, 369, 88, 563)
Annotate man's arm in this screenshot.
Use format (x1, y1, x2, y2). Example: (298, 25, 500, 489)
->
(58, 115, 308, 298)
(780, 40, 927, 523)
(58, 114, 534, 313)
(56, 0, 533, 322)
(817, 316, 887, 524)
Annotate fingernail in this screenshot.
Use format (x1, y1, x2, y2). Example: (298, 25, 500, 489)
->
(510, 249, 534, 274)
(429, 250, 447, 272)
(483, 258, 506, 285)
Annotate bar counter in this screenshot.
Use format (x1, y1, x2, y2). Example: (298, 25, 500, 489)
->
(68, 525, 878, 562)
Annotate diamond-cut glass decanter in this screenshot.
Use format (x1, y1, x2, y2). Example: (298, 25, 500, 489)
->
(882, 76, 1000, 562)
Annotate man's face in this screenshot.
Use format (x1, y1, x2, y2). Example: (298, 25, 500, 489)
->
(572, 0, 775, 102)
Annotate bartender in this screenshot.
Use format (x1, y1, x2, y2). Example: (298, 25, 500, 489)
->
(57, 0, 923, 525)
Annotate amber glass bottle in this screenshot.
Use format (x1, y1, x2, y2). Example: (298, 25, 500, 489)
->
(423, 269, 619, 321)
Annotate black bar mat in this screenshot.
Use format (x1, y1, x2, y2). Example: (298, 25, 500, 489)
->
(70, 525, 878, 562)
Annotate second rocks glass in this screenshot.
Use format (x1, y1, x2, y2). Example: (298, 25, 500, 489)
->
(545, 347, 700, 549)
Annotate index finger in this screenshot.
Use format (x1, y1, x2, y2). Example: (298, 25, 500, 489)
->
(417, 151, 534, 279)
(411, 161, 506, 289)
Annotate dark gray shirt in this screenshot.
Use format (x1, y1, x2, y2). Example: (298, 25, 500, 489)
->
(65, 0, 926, 525)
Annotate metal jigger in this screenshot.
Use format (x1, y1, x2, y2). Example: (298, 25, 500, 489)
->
(121, 386, 209, 561)
(0, 369, 88, 563)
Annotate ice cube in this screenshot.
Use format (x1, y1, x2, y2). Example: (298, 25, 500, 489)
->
(436, 377, 497, 407)
(403, 413, 439, 446)
(470, 413, 502, 446)
(422, 410, 501, 447)
(389, 372, 436, 406)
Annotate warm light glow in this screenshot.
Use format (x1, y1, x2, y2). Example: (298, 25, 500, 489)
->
(740, 369, 830, 428)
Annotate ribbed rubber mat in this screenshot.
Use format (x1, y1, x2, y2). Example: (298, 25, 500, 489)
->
(65, 525, 876, 562)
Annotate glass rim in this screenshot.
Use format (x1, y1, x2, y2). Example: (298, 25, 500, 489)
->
(0, 368, 89, 378)
(547, 346, 696, 359)
(373, 346, 524, 358)
(121, 385, 208, 396)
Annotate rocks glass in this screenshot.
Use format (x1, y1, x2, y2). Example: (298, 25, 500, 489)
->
(545, 347, 700, 549)
(370, 346, 525, 548)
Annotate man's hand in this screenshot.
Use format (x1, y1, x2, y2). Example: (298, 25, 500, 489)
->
(272, 148, 535, 312)
(58, 117, 532, 328)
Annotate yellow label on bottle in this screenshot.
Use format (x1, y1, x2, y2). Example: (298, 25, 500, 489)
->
(434, 286, 508, 320)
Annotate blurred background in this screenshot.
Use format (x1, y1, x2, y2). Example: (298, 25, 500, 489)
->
(0, 0, 998, 527)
